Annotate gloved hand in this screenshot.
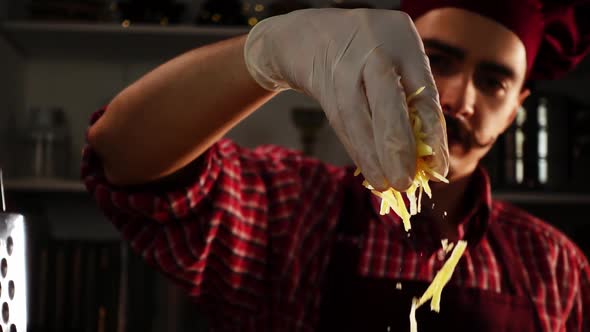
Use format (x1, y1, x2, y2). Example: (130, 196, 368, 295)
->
(244, 8, 448, 191)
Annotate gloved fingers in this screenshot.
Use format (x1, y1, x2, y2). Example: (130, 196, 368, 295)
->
(408, 82, 449, 178)
(324, 111, 364, 178)
(416, 105, 449, 179)
(393, 18, 439, 103)
(364, 48, 416, 191)
(394, 21, 449, 177)
(332, 70, 388, 191)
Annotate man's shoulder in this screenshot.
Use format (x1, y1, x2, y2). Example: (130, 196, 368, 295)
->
(491, 200, 560, 237)
(491, 200, 587, 264)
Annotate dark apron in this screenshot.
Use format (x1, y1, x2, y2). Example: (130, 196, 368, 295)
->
(317, 177, 541, 331)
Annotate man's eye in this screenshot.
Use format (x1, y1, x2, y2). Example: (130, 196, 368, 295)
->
(427, 54, 454, 75)
(477, 75, 507, 95)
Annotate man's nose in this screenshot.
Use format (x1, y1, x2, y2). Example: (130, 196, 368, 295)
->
(439, 74, 476, 118)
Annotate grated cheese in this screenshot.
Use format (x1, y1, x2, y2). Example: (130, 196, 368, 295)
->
(355, 86, 448, 232)
(414, 240, 467, 312)
(441, 238, 454, 254)
(409, 298, 418, 332)
(410, 241, 468, 332)
(352, 87, 469, 332)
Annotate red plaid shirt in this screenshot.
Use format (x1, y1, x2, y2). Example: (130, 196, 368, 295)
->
(83, 109, 589, 332)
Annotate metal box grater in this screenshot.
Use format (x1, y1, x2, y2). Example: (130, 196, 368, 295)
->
(0, 213, 27, 332)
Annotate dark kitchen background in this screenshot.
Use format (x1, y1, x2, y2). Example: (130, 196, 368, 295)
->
(0, 1, 588, 332)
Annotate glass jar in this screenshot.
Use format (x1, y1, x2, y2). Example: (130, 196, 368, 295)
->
(24, 107, 72, 179)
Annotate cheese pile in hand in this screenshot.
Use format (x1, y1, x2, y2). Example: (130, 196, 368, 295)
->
(354, 86, 448, 231)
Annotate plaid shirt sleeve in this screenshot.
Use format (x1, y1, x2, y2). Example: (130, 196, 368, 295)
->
(565, 246, 590, 331)
(497, 202, 590, 332)
(81, 108, 347, 327)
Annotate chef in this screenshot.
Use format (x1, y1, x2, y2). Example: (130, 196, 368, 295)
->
(83, 0, 590, 330)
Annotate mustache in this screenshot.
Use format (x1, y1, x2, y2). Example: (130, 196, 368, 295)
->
(443, 114, 496, 149)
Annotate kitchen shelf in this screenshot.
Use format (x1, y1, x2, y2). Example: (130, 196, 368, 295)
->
(3, 176, 589, 204)
(492, 191, 590, 205)
(0, 20, 250, 59)
(4, 177, 86, 192)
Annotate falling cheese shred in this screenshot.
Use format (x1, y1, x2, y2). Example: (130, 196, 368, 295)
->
(410, 240, 468, 332)
(441, 238, 454, 254)
(414, 240, 467, 312)
(355, 86, 448, 232)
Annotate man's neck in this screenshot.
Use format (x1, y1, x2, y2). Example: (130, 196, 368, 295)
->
(416, 170, 475, 242)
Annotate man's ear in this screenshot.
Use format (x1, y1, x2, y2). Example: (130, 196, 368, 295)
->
(506, 88, 531, 126)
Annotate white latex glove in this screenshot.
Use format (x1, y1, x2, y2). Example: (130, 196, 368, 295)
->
(244, 8, 448, 191)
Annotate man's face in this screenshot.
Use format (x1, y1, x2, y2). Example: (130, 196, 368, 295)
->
(414, 8, 530, 180)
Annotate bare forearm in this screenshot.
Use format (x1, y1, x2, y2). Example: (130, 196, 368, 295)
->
(88, 35, 277, 185)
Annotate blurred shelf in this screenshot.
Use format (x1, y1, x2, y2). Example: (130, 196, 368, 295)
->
(493, 191, 590, 204)
(4, 177, 86, 192)
(0, 20, 250, 60)
(3, 176, 589, 204)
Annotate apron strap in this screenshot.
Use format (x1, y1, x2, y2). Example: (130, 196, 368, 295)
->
(326, 172, 369, 280)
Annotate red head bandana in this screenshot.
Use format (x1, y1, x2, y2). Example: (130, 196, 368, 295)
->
(400, 0, 590, 79)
